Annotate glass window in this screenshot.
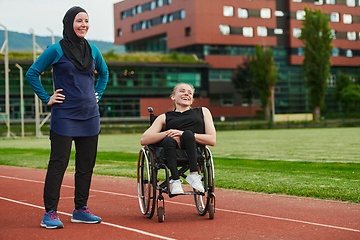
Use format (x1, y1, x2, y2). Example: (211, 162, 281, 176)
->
(315, 0, 323, 4)
(293, 0, 302, 2)
(330, 13, 339, 22)
(296, 10, 305, 20)
(347, 32, 356, 40)
(219, 25, 230, 35)
(238, 8, 248, 18)
(142, 3, 151, 11)
(275, 11, 284, 17)
(132, 7, 136, 16)
(327, 75, 336, 88)
(260, 8, 271, 19)
(180, 10, 186, 19)
(221, 94, 234, 106)
(274, 28, 283, 34)
(141, 21, 146, 29)
(223, 6, 234, 17)
(243, 27, 253, 37)
(157, 0, 163, 7)
(346, 49, 353, 58)
(326, 0, 335, 4)
(331, 29, 336, 39)
(343, 14, 352, 24)
(257, 26, 268, 37)
(298, 47, 304, 55)
(293, 28, 301, 38)
(137, 5, 142, 14)
(185, 27, 191, 37)
(150, 1, 156, 10)
(147, 20, 152, 29)
(117, 29, 122, 37)
(162, 15, 168, 23)
(152, 16, 162, 26)
(168, 14, 173, 22)
(122, 11, 127, 19)
(331, 48, 339, 56)
(346, 0, 356, 7)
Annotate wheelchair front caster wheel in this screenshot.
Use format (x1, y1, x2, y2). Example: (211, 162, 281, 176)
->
(157, 206, 165, 222)
(208, 203, 214, 220)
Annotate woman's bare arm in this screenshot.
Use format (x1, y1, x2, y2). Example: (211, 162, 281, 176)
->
(194, 107, 216, 146)
(140, 114, 167, 146)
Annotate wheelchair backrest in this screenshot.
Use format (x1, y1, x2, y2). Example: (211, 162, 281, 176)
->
(148, 107, 157, 125)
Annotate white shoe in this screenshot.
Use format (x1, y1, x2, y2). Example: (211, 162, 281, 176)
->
(185, 173, 205, 193)
(169, 179, 184, 194)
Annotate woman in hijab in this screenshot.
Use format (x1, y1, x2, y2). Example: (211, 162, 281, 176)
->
(26, 6, 109, 229)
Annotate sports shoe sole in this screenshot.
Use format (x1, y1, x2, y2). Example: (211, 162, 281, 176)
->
(71, 218, 101, 224)
(40, 222, 64, 229)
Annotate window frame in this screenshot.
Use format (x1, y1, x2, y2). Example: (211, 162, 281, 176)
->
(238, 8, 248, 18)
(257, 26, 268, 37)
(223, 6, 234, 17)
(260, 8, 271, 19)
(243, 27, 254, 37)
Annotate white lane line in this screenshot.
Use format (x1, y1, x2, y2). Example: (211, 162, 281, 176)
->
(160, 200, 360, 233)
(0, 175, 137, 198)
(1, 175, 360, 233)
(217, 208, 360, 233)
(0, 196, 176, 240)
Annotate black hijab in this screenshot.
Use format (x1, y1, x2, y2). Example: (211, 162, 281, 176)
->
(59, 6, 93, 71)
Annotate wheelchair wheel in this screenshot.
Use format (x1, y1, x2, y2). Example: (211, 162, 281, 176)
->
(194, 147, 215, 217)
(208, 202, 215, 219)
(137, 147, 157, 218)
(157, 206, 165, 222)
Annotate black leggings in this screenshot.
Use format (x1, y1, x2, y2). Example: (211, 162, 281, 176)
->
(162, 130, 198, 180)
(43, 131, 98, 212)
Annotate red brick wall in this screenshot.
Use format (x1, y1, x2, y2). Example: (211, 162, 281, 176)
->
(140, 98, 261, 118)
(209, 105, 261, 118)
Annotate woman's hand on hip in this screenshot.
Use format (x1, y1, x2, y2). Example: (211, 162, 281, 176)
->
(47, 89, 65, 106)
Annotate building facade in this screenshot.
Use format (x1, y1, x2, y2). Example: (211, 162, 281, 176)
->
(0, 59, 211, 120)
(114, 0, 360, 115)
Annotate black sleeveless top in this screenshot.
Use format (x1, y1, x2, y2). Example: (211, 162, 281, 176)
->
(165, 107, 205, 134)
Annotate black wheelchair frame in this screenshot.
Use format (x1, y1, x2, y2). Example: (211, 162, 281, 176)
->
(137, 107, 216, 222)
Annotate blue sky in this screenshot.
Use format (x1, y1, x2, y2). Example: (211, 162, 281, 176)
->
(0, 0, 123, 42)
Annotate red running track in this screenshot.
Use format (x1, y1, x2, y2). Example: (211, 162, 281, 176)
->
(0, 165, 359, 240)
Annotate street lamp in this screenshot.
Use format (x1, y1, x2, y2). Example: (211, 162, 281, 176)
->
(29, 28, 43, 138)
(0, 23, 11, 138)
(47, 27, 55, 44)
(15, 63, 24, 138)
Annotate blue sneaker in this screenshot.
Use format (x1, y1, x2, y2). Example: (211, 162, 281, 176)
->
(71, 206, 102, 224)
(40, 210, 64, 229)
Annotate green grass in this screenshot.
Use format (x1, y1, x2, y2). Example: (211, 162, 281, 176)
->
(1, 51, 204, 63)
(1, 128, 359, 203)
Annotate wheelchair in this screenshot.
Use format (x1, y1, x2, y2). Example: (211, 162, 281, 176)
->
(137, 107, 216, 222)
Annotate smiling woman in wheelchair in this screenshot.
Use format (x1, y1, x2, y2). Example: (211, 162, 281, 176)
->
(140, 83, 216, 195)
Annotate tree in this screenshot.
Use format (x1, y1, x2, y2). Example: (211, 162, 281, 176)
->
(333, 72, 352, 111)
(333, 72, 360, 113)
(232, 56, 256, 119)
(340, 85, 360, 112)
(250, 44, 278, 120)
(232, 56, 254, 104)
(299, 7, 333, 121)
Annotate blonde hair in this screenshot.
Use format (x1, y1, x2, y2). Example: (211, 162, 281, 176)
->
(170, 83, 195, 110)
